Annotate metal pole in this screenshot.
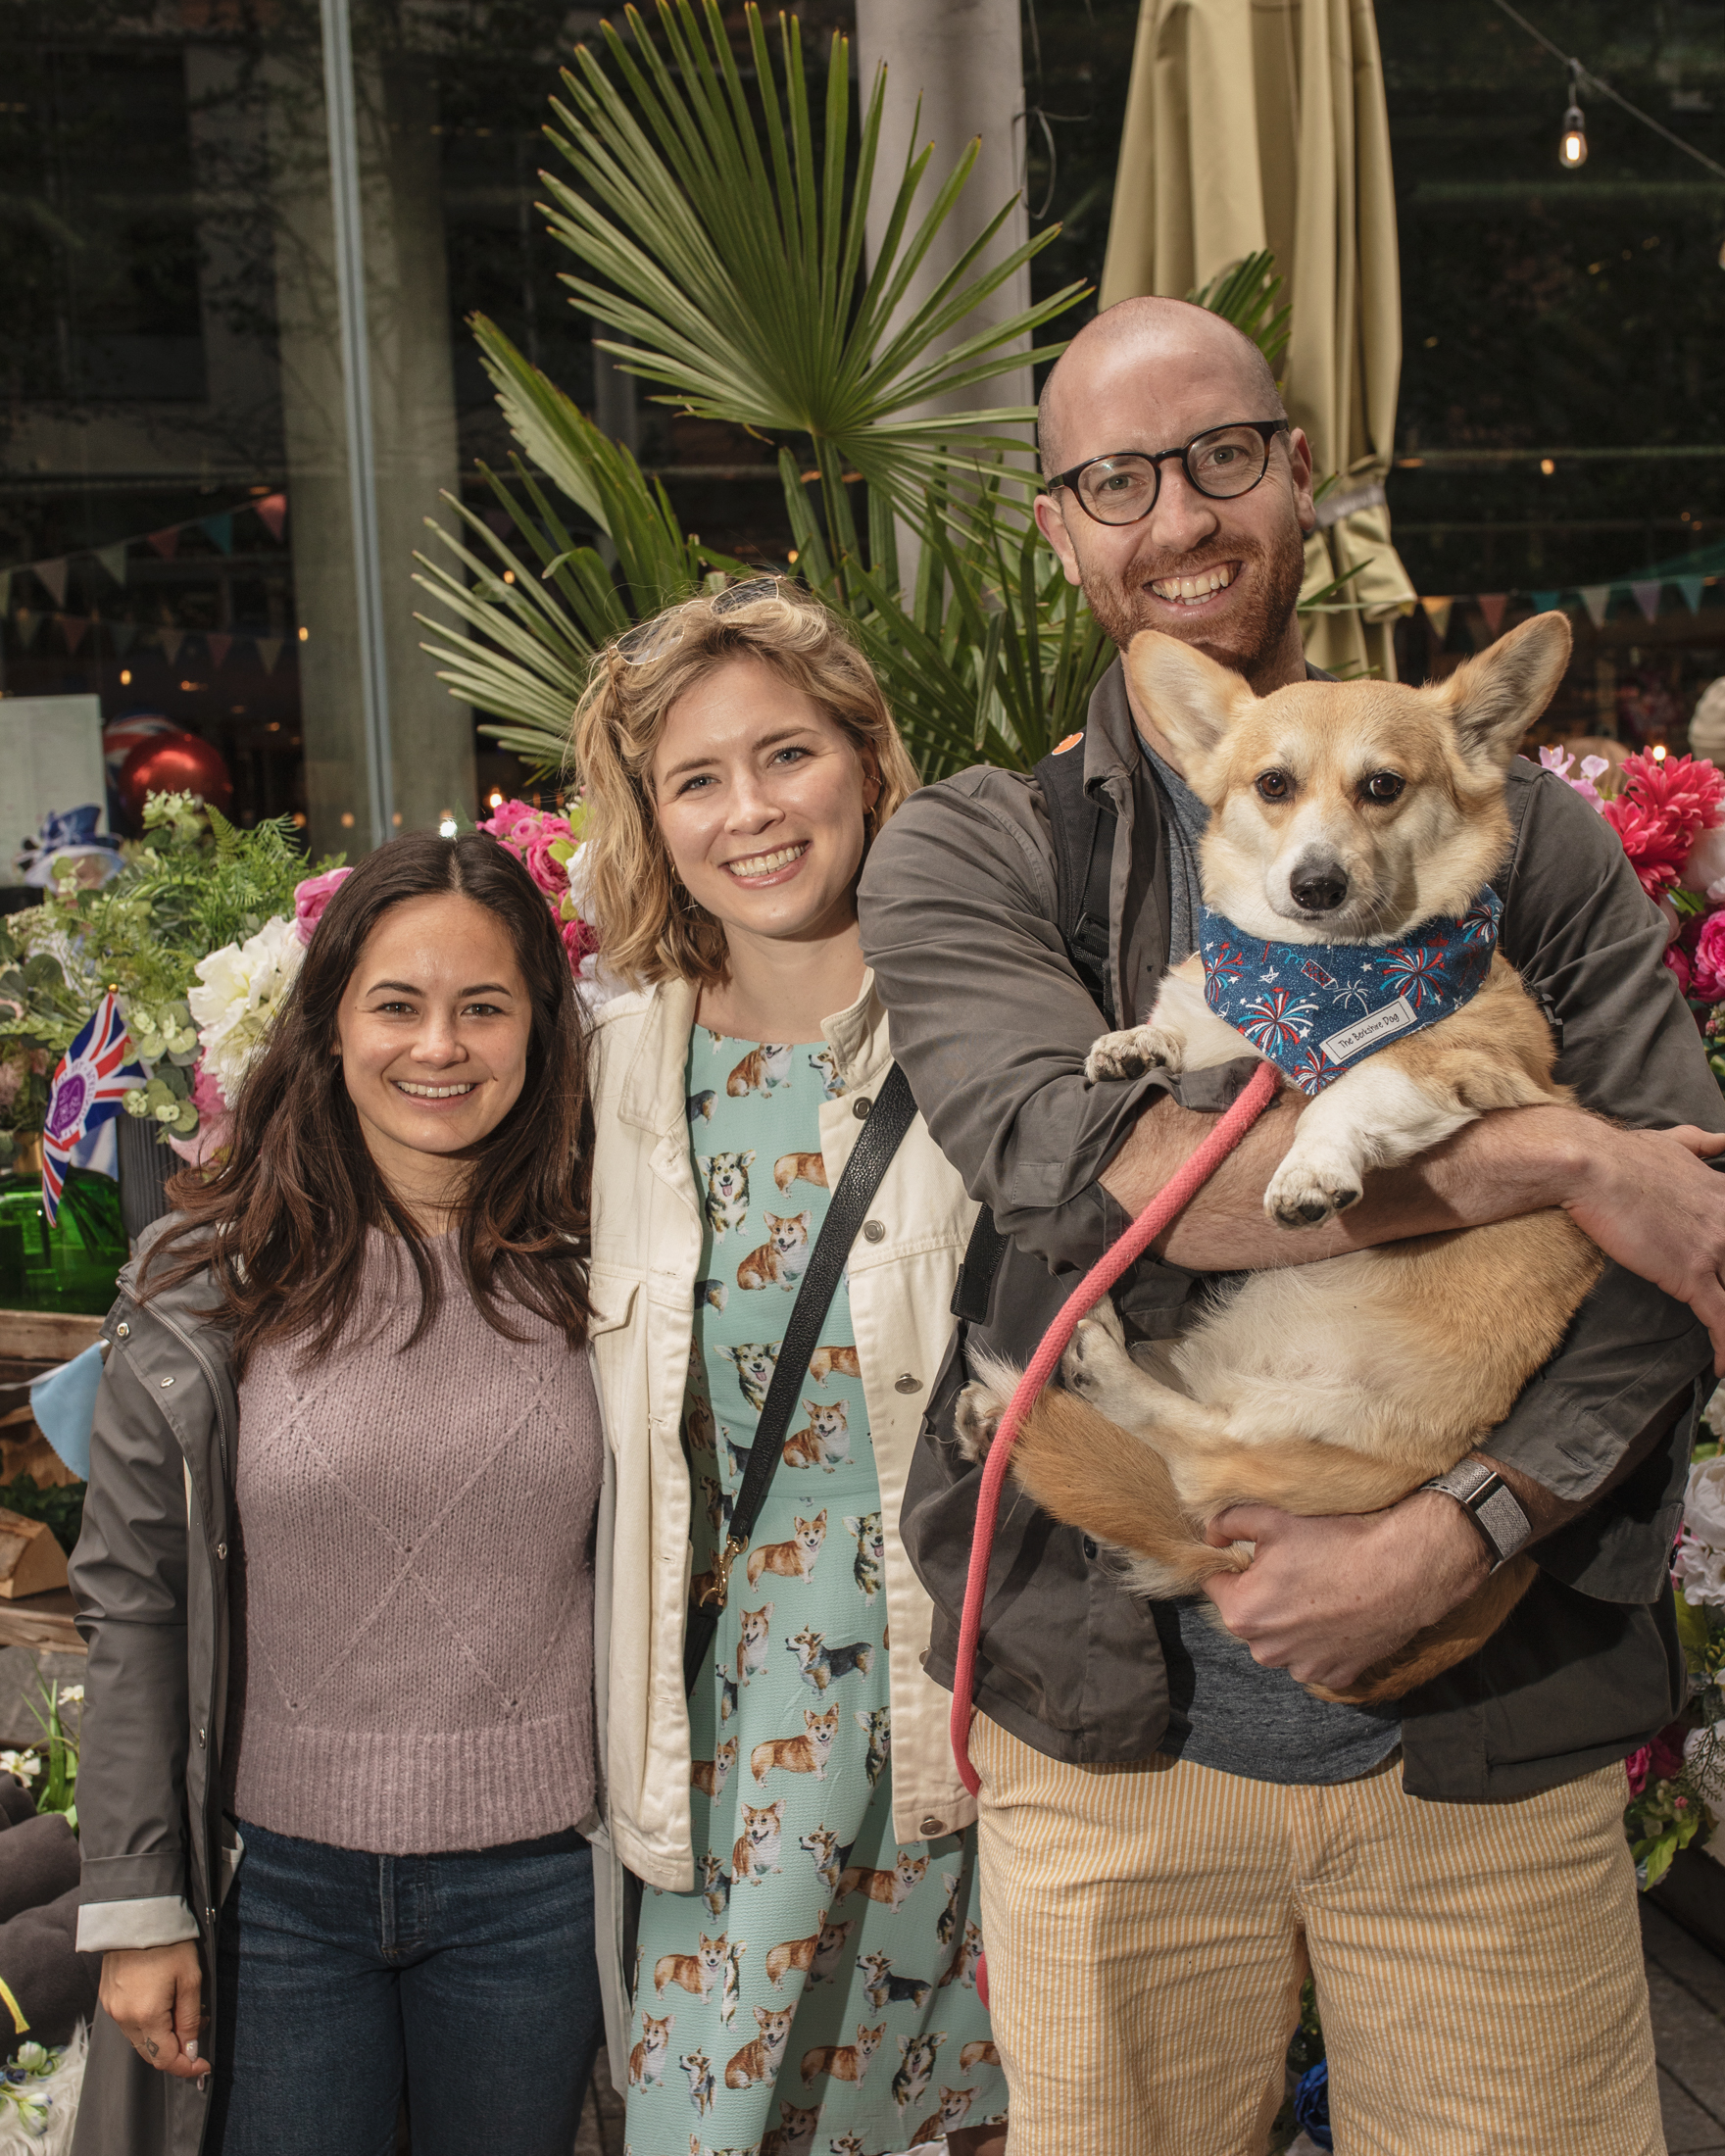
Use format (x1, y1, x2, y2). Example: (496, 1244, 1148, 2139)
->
(320, 0, 395, 848)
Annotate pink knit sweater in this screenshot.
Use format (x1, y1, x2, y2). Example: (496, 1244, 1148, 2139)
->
(224, 1231, 603, 1855)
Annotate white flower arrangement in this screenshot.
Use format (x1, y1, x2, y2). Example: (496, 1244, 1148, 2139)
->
(186, 912, 304, 1102)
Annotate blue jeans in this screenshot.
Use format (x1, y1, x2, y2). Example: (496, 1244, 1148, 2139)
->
(207, 1818, 603, 2156)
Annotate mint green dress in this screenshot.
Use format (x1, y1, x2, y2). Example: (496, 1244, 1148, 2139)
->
(624, 1031, 1006, 2154)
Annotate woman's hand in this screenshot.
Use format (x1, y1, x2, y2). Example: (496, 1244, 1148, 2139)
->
(99, 1942, 211, 2080)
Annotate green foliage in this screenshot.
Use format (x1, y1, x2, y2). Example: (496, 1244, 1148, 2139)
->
(0, 1474, 83, 1559)
(1189, 249, 1292, 373)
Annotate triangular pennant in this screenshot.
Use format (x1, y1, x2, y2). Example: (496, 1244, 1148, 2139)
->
(147, 526, 180, 561)
(207, 632, 232, 670)
(1420, 596, 1454, 643)
(254, 492, 287, 542)
(1477, 593, 1508, 638)
(200, 513, 234, 556)
(58, 614, 89, 656)
(1531, 590, 1560, 613)
(1631, 579, 1662, 622)
(160, 626, 185, 664)
(35, 558, 68, 607)
(111, 622, 138, 657)
(256, 636, 283, 674)
(1580, 584, 1612, 628)
(13, 609, 39, 650)
(1680, 577, 1706, 614)
(94, 543, 128, 587)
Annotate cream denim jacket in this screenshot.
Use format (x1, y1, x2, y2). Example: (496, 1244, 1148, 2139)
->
(588, 971, 981, 1890)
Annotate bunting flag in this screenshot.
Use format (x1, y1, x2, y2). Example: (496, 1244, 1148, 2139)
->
(111, 622, 137, 656)
(160, 626, 185, 664)
(1681, 577, 1706, 613)
(41, 995, 144, 1227)
(147, 527, 180, 561)
(255, 492, 287, 541)
(1532, 590, 1560, 613)
(13, 610, 38, 650)
(34, 559, 68, 607)
(1420, 596, 1454, 642)
(1580, 585, 1612, 628)
(1477, 594, 1508, 638)
(94, 544, 128, 588)
(1632, 580, 1662, 622)
(257, 636, 282, 673)
(57, 615, 88, 656)
(201, 512, 234, 556)
(207, 632, 233, 670)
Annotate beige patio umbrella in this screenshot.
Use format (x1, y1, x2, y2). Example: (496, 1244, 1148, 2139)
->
(1099, 0, 1416, 678)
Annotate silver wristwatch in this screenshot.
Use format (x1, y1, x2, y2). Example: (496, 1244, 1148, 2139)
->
(1419, 1459, 1532, 1571)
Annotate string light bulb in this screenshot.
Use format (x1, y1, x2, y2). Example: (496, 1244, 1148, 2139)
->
(1559, 63, 1588, 168)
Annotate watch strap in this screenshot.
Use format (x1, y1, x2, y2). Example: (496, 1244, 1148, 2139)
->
(1420, 1459, 1531, 1571)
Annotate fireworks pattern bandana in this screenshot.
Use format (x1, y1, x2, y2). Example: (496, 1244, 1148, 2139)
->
(1198, 886, 1502, 1097)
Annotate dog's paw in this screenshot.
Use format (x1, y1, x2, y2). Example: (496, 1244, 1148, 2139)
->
(953, 1382, 1004, 1463)
(1060, 1313, 1136, 1403)
(1262, 1146, 1364, 1229)
(1085, 1294, 1126, 1348)
(1084, 1026, 1182, 1085)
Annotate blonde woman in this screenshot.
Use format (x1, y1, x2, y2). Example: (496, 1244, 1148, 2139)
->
(577, 582, 1007, 2155)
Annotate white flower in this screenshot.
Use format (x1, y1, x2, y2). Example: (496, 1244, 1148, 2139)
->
(1704, 1385, 1725, 1443)
(0, 1751, 40, 1785)
(188, 913, 304, 1102)
(1675, 1534, 1725, 1609)
(56, 1685, 81, 1706)
(1686, 1454, 1725, 1546)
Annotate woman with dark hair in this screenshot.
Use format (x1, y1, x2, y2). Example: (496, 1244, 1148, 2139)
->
(68, 832, 611, 2156)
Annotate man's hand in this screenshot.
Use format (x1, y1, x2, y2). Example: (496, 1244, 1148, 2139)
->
(1562, 1123, 1725, 1369)
(99, 1942, 210, 2081)
(1202, 1493, 1491, 1692)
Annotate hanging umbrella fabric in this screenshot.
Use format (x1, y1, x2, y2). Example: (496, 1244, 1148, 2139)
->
(1099, 0, 1415, 678)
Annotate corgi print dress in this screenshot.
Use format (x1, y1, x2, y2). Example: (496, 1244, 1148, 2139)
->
(625, 1032, 1006, 2156)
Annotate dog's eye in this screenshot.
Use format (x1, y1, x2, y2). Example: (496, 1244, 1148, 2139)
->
(1256, 770, 1292, 802)
(1363, 770, 1405, 803)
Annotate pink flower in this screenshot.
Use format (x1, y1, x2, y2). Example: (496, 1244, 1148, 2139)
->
(168, 1056, 233, 1167)
(562, 916, 600, 966)
(1622, 751, 1725, 843)
(1690, 913, 1725, 1003)
(1651, 1723, 1689, 1783)
(1665, 943, 1694, 996)
(522, 823, 574, 898)
(293, 866, 354, 946)
(1601, 795, 1691, 898)
(1625, 1744, 1651, 1798)
(1539, 745, 1605, 811)
(478, 799, 539, 844)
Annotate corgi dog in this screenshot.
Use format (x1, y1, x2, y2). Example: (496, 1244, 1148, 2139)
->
(939, 1918, 983, 1987)
(956, 615, 1603, 1705)
(695, 1276, 728, 1311)
(718, 1939, 747, 2027)
(800, 2022, 885, 2088)
(798, 1825, 844, 1898)
(738, 1211, 813, 1292)
(627, 2010, 673, 2089)
(697, 1151, 755, 1238)
(828, 2138, 868, 2156)
(765, 1909, 830, 1987)
(911, 2087, 977, 2145)
(961, 2039, 1000, 2072)
(759, 2099, 822, 2156)
(728, 1043, 794, 1097)
(783, 1399, 850, 1472)
(730, 1799, 785, 1886)
(855, 1707, 891, 1788)
(747, 1509, 827, 1590)
(683, 1396, 716, 1454)
(735, 1602, 774, 1688)
(700, 1851, 731, 1922)
(936, 1870, 962, 1949)
(809, 1343, 861, 1384)
(690, 1738, 737, 1799)
(839, 1849, 927, 1912)
(843, 1511, 884, 1602)
(723, 2001, 796, 2088)
(787, 1626, 874, 1693)
(655, 1931, 726, 2002)
(722, 1343, 778, 1411)
(679, 2048, 716, 2115)
(715, 1663, 740, 1726)
(857, 1949, 932, 2010)
(810, 1916, 854, 1984)
(891, 2032, 944, 2115)
(686, 1088, 717, 1123)
(774, 1150, 829, 1194)
(808, 1045, 846, 1098)
(751, 1704, 841, 1785)
(722, 1426, 754, 1482)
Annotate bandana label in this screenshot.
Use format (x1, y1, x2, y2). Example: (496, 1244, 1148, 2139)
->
(1200, 888, 1501, 1096)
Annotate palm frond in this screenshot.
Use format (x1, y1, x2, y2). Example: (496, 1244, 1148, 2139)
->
(1189, 249, 1292, 371)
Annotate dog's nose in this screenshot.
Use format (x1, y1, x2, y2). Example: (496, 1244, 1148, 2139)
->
(1291, 865, 1349, 912)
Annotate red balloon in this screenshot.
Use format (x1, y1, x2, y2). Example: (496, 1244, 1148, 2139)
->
(118, 732, 234, 821)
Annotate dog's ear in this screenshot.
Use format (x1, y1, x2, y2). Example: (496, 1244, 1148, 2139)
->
(1438, 611, 1573, 770)
(1122, 631, 1256, 762)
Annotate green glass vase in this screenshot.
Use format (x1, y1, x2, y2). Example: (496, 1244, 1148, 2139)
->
(0, 1168, 128, 1315)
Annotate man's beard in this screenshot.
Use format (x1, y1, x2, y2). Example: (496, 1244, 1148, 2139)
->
(1081, 521, 1308, 691)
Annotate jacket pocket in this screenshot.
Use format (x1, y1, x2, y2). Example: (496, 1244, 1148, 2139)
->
(587, 1270, 640, 1339)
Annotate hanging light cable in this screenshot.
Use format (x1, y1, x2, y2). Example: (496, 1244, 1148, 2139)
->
(1558, 58, 1588, 169)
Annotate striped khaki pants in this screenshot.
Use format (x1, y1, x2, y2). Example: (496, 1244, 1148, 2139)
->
(971, 1716, 1662, 2156)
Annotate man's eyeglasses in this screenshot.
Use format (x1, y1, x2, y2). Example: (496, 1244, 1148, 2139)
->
(1044, 420, 1291, 528)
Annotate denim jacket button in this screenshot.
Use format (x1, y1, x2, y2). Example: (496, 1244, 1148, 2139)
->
(862, 1220, 885, 1244)
(852, 1096, 872, 1120)
(894, 1372, 921, 1394)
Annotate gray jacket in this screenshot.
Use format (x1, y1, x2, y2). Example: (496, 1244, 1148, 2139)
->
(67, 1235, 628, 2156)
(858, 659, 1721, 1801)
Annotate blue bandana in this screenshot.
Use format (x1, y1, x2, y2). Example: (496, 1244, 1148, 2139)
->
(1199, 887, 1502, 1096)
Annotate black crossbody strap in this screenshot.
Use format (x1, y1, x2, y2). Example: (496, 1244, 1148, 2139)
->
(683, 1061, 918, 1694)
(1034, 742, 1118, 1026)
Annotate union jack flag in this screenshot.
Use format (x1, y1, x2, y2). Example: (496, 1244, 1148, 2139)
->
(1376, 942, 1452, 1010)
(41, 993, 144, 1225)
(1237, 987, 1320, 1055)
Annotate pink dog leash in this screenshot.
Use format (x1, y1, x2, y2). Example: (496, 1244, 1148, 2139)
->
(949, 1058, 1280, 1799)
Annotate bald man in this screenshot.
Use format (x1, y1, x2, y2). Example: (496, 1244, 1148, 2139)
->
(858, 298, 1723, 2154)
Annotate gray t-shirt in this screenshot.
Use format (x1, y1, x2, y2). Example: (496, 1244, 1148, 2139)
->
(1139, 739, 1402, 1785)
